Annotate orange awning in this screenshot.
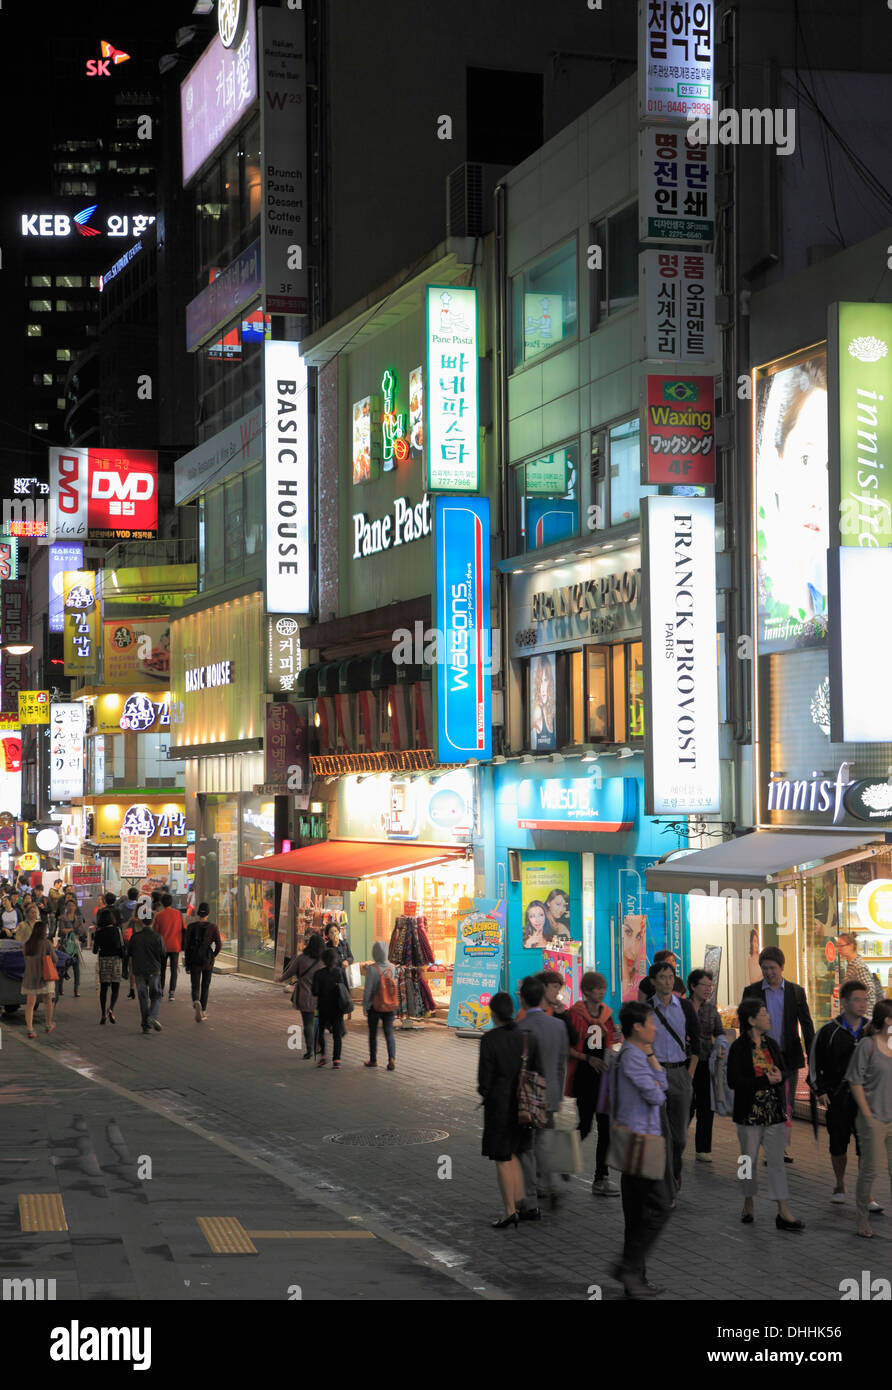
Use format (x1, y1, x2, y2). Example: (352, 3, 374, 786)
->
(237, 839, 467, 891)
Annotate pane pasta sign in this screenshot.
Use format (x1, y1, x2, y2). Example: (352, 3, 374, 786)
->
(49, 449, 159, 540)
(426, 285, 479, 491)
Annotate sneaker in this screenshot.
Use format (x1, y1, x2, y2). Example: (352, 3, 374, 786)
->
(150, 1018, 163, 1032)
(201, 1012, 207, 1021)
(695, 1152, 712, 1163)
(332, 1060, 341, 1069)
(592, 1177, 620, 1196)
(386, 1060, 395, 1071)
(194, 1000, 203, 1022)
(364, 1060, 377, 1068)
(168, 993, 175, 1002)
(317, 1058, 327, 1067)
(141, 1025, 151, 1034)
(830, 1191, 847, 1204)
(869, 1200, 884, 1213)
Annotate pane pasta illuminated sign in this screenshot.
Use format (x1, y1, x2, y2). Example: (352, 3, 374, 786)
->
(426, 286, 479, 492)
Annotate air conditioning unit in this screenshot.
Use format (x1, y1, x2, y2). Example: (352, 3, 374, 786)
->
(446, 162, 509, 238)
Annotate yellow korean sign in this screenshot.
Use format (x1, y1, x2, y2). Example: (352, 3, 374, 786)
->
(18, 690, 49, 725)
(63, 571, 99, 675)
(17, 853, 39, 871)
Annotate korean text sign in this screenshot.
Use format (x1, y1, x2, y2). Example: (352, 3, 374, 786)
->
(180, 0, 258, 185)
(447, 899, 506, 1030)
(49, 449, 159, 540)
(63, 571, 99, 675)
(639, 127, 714, 242)
(639, 0, 713, 120)
(426, 285, 479, 491)
(18, 690, 49, 725)
(50, 703, 85, 802)
(641, 251, 715, 362)
(1, 580, 27, 712)
(434, 496, 492, 762)
(642, 374, 715, 484)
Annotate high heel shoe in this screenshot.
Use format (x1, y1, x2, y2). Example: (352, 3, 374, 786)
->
(492, 1212, 519, 1229)
(775, 1214, 804, 1231)
(107, 1011, 116, 1024)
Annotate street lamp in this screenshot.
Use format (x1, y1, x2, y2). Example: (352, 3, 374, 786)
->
(1, 644, 33, 656)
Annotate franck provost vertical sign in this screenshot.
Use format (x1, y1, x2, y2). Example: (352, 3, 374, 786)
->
(433, 496, 491, 762)
(426, 285, 479, 492)
(264, 340, 310, 614)
(642, 496, 719, 814)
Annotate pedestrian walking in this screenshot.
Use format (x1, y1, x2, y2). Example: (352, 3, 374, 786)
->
(648, 959, 699, 1192)
(566, 972, 620, 1196)
(478, 991, 538, 1228)
(727, 996, 804, 1231)
(362, 940, 398, 1069)
(280, 933, 323, 1057)
(810, 978, 882, 1209)
(741, 946, 815, 1162)
(154, 893, 187, 1000)
(22, 918, 56, 1038)
(56, 908, 83, 1000)
(687, 968, 724, 1161)
(312, 946, 350, 1068)
(92, 906, 125, 1024)
(127, 914, 165, 1034)
(837, 932, 883, 1008)
(184, 902, 221, 1022)
(516, 975, 568, 1217)
(847, 998, 892, 1238)
(116, 886, 140, 924)
(611, 1000, 672, 1298)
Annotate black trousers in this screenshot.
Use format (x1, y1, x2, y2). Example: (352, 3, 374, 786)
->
(367, 1007, 396, 1062)
(160, 952, 179, 994)
(619, 1171, 673, 1282)
(691, 1058, 714, 1153)
(189, 966, 212, 1011)
(575, 1078, 611, 1180)
(317, 1010, 342, 1060)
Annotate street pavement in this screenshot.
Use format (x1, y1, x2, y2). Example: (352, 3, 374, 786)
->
(0, 960, 888, 1302)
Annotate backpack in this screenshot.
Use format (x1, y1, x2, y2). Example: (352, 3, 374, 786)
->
(187, 923, 215, 971)
(709, 1033, 735, 1117)
(372, 963, 398, 1013)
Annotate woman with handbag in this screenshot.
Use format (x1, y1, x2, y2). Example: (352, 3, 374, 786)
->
(477, 992, 539, 1228)
(312, 946, 351, 1068)
(727, 997, 804, 1231)
(22, 918, 57, 1038)
(280, 933, 324, 1059)
(56, 899, 84, 998)
(610, 1001, 671, 1298)
(92, 906, 125, 1025)
(362, 940, 398, 1070)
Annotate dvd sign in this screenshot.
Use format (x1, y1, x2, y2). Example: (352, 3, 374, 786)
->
(49, 448, 158, 539)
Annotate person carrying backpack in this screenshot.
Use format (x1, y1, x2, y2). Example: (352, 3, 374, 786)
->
(362, 940, 398, 1070)
(184, 902, 221, 1022)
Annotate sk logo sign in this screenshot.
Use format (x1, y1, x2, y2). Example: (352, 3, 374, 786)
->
(86, 40, 130, 76)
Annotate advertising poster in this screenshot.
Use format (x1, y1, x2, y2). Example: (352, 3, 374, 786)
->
(543, 947, 582, 1007)
(120, 834, 148, 879)
(520, 859, 573, 949)
(447, 898, 506, 1031)
(621, 913, 648, 1001)
(352, 396, 374, 484)
(755, 348, 829, 652)
(528, 652, 557, 751)
(409, 366, 424, 460)
(642, 374, 715, 485)
(103, 617, 171, 684)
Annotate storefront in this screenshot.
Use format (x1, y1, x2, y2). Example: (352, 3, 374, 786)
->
(170, 590, 272, 974)
(78, 795, 189, 897)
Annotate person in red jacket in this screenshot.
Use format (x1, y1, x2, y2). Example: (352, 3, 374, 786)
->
(566, 972, 620, 1197)
(154, 893, 186, 1001)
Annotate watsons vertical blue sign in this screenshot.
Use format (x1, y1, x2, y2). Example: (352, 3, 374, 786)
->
(434, 495, 492, 762)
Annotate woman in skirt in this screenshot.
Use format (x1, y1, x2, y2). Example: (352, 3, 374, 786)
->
(92, 906, 125, 1024)
(23, 918, 56, 1038)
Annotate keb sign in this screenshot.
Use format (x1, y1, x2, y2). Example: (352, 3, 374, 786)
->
(433, 495, 492, 762)
(49, 449, 158, 540)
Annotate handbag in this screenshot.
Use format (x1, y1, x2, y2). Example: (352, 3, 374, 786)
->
(607, 1049, 667, 1181)
(543, 1125, 584, 1175)
(517, 1033, 548, 1129)
(337, 981, 354, 1014)
(42, 952, 59, 983)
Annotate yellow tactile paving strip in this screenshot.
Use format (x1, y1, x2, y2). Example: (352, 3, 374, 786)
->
(197, 1216, 259, 1254)
(19, 1193, 68, 1232)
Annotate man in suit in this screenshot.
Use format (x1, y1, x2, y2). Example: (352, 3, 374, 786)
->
(517, 975, 569, 1219)
(741, 946, 815, 1162)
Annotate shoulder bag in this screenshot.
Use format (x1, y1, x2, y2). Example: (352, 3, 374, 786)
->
(41, 949, 59, 983)
(337, 978, 354, 1014)
(607, 1049, 667, 1181)
(517, 1032, 548, 1129)
(653, 1002, 690, 1057)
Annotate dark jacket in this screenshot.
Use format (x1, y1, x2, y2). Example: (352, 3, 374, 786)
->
(92, 924, 125, 958)
(741, 978, 815, 1072)
(726, 1032, 786, 1125)
(282, 950, 323, 1012)
(126, 922, 165, 976)
(810, 1015, 867, 1098)
(477, 1021, 540, 1160)
(184, 918, 222, 970)
(327, 937, 354, 968)
(312, 964, 347, 1016)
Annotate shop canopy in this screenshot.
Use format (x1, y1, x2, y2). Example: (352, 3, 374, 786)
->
(237, 839, 468, 892)
(645, 831, 886, 897)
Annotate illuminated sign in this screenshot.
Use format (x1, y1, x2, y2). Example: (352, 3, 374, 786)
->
(19, 691, 50, 725)
(766, 762, 853, 823)
(426, 285, 479, 491)
(180, 0, 257, 185)
(641, 250, 715, 362)
(49, 448, 159, 540)
(63, 570, 99, 674)
(0, 717, 21, 820)
(1, 582, 26, 713)
(49, 544, 84, 632)
(86, 39, 130, 76)
(93, 801, 187, 845)
(381, 369, 408, 468)
(642, 495, 719, 814)
(99, 239, 143, 292)
(104, 617, 170, 684)
(50, 703, 85, 802)
(639, 0, 713, 121)
(352, 395, 374, 484)
(828, 301, 892, 549)
(856, 878, 892, 933)
(829, 549, 892, 742)
(92, 691, 169, 736)
(639, 127, 715, 242)
(265, 615, 301, 694)
(353, 494, 432, 558)
(844, 779, 892, 824)
(0, 540, 18, 580)
(409, 366, 424, 460)
(642, 374, 715, 485)
(184, 661, 234, 693)
(218, 0, 248, 49)
(433, 495, 492, 762)
(185, 240, 261, 352)
(20, 207, 153, 238)
(264, 340, 310, 614)
(516, 775, 637, 832)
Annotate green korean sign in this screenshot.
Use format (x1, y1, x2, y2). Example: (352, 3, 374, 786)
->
(831, 301, 892, 548)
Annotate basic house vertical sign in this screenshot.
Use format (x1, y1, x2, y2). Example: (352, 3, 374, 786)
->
(434, 495, 491, 762)
(264, 340, 309, 614)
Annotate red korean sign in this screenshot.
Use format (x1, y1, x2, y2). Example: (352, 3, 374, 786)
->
(49, 448, 159, 540)
(1, 580, 27, 714)
(642, 374, 715, 485)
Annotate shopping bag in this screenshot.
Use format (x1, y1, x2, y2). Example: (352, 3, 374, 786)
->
(553, 1096, 580, 1131)
(543, 1124, 583, 1175)
(347, 962, 361, 989)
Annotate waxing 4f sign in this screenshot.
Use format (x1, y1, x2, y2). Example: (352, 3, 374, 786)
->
(49, 449, 158, 540)
(434, 496, 491, 762)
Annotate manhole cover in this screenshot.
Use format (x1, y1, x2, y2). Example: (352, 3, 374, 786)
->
(324, 1128, 449, 1147)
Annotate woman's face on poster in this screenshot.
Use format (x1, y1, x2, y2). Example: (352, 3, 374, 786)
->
(547, 893, 569, 924)
(537, 664, 551, 706)
(526, 903, 546, 934)
(623, 918, 644, 964)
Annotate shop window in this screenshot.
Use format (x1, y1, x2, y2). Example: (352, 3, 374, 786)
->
(509, 440, 579, 554)
(244, 462, 263, 557)
(569, 650, 584, 745)
(224, 475, 244, 572)
(511, 240, 577, 369)
(626, 641, 644, 741)
(590, 202, 641, 329)
(609, 417, 658, 527)
(586, 647, 610, 740)
(202, 485, 225, 590)
(526, 639, 644, 751)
